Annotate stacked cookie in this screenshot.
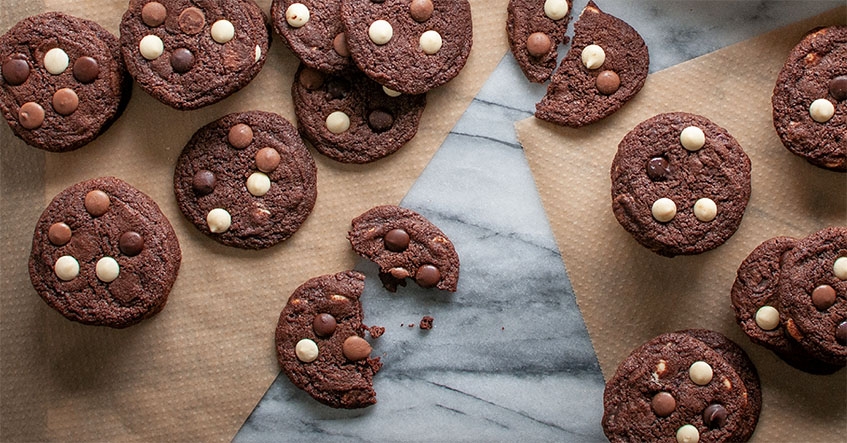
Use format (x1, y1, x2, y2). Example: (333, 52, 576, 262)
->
(732, 227, 847, 373)
(603, 330, 761, 443)
(275, 205, 460, 408)
(274, 0, 473, 163)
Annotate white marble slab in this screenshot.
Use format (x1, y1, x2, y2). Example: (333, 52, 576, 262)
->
(235, 1, 843, 441)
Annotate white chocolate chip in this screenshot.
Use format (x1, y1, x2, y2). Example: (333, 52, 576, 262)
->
(95, 256, 120, 283)
(581, 44, 605, 70)
(211, 20, 235, 44)
(834, 257, 847, 280)
(247, 172, 271, 197)
(676, 424, 700, 443)
(689, 360, 713, 385)
(419, 30, 442, 55)
(755, 305, 780, 331)
(382, 86, 401, 97)
(326, 111, 350, 134)
(368, 20, 393, 45)
(680, 126, 706, 151)
(44, 48, 69, 75)
(809, 98, 835, 123)
(285, 3, 310, 28)
(139, 35, 164, 60)
(693, 198, 717, 222)
(651, 198, 677, 222)
(54, 255, 80, 281)
(254, 45, 262, 63)
(544, 0, 569, 20)
(295, 338, 319, 362)
(207, 208, 232, 233)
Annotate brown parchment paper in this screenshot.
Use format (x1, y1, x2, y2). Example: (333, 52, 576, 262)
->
(518, 7, 847, 442)
(0, 0, 509, 441)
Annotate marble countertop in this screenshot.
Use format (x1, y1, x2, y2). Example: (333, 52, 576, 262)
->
(235, 1, 843, 441)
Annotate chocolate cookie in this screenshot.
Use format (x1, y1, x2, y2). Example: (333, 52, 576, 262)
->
(275, 271, 382, 409)
(339, 0, 473, 95)
(602, 330, 761, 443)
(348, 205, 459, 292)
(173, 111, 317, 249)
(506, 0, 572, 83)
(611, 112, 751, 257)
(0, 12, 130, 152)
(292, 65, 427, 163)
(119, 0, 270, 110)
(779, 226, 847, 367)
(28, 177, 181, 328)
(772, 26, 846, 172)
(535, 0, 648, 127)
(272, 0, 352, 73)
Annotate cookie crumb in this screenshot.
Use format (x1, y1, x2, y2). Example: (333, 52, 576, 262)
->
(369, 325, 385, 338)
(408, 323, 415, 328)
(420, 316, 434, 330)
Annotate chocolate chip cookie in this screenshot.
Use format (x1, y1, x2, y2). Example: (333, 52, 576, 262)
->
(506, 0, 572, 83)
(0, 12, 130, 152)
(535, 0, 648, 127)
(29, 177, 181, 328)
(772, 26, 846, 172)
(602, 330, 761, 443)
(272, 0, 352, 73)
(120, 0, 270, 110)
(348, 205, 459, 292)
(173, 111, 317, 249)
(292, 64, 427, 163)
(275, 271, 382, 408)
(339, 0, 473, 95)
(611, 112, 751, 257)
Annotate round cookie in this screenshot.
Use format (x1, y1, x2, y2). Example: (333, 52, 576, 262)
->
(535, 1, 648, 127)
(611, 112, 751, 257)
(275, 271, 382, 409)
(28, 177, 181, 328)
(119, 0, 270, 110)
(0, 12, 130, 152)
(173, 111, 317, 249)
(779, 226, 847, 367)
(602, 330, 761, 443)
(772, 26, 846, 172)
(271, 0, 352, 73)
(339, 0, 473, 95)
(731, 235, 842, 374)
(292, 64, 427, 163)
(506, 0, 573, 83)
(348, 205, 459, 292)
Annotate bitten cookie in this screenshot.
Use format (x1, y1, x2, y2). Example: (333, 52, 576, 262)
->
(339, 0, 473, 95)
(0, 12, 130, 152)
(272, 0, 352, 73)
(602, 330, 761, 443)
(772, 26, 846, 172)
(348, 205, 459, 292)
(29, 177, 181, 328)
(535, 0, 648, 127)
(275, 271, 382, 409)
(779, 227, 847, 367)
(292, 65, 427, 163)
(119, 0, 270, 110)
(173, 111, 317, 249)
(506, 0, 572, 83)
(611, 112, 751, 257)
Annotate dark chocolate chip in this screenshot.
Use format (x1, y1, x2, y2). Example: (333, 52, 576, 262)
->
(326, 78, 350, 100)
(2, 57, 30, 85)
(811, 284, 836, 311)
(73, 56, 99, 83)
(646, 157, 671, 181)
(836, 321, 847, 346)
(119, 231, 144, 256)
(829, 75, 847, 101)
(367, 109, 394, 132)
(415, 264, 441, 288)
(313, 313, 337, 337)
(384, 228, 410, 252)
(703, 403, 728, 429)
(192, 170, 216, 195)
(171, 48, 195, 73)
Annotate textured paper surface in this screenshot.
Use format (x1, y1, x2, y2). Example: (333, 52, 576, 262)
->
(518, 8, 846, 442)
(0, 0, 508, 440)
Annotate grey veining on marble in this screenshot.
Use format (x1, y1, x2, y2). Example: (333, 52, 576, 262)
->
(235, 1, 843, 441)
